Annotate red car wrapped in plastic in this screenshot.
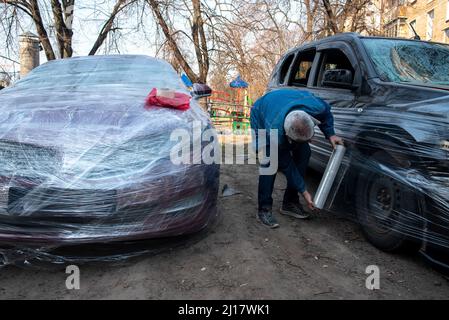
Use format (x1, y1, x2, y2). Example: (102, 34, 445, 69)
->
(0, 55, 220, 261)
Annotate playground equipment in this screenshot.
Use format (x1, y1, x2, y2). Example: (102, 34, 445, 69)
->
(208, 76, 252, 134)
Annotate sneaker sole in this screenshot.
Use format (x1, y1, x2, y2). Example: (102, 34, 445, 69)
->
(280, 208, 310, 220)
(256, 214, 280, 229)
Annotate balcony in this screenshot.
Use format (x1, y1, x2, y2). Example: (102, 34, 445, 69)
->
(384, 5, 408, 25)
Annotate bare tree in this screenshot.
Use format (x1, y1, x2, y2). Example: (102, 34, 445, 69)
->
(89, 0, 137, 56)
(321, 0, 339, 33)
(147, 0, 201, 82)
(303, 0, 320, 40)
(146, 0, 210, 83)
(1, 0, 137, 60)
(50, 0, 74, 58)
(320, 0, 379, 36)
(1, 0, 382, 94)
(207, 0, 304, 98)
(1, 0, 57, 60)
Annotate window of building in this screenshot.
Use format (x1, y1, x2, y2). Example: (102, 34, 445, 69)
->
(446, 0, 449, 21)
(386, 22, 398, 37)
(427, 10, 434, 40)
(445, 29, 449, 43)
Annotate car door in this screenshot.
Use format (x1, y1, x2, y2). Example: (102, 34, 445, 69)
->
(288, 42, 363, 170)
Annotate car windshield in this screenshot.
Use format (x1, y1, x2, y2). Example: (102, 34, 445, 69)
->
(362, 38, 449, 86)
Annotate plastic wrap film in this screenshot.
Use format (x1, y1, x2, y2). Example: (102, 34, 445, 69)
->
(0, 55, 220, 267)
(315, 95, 449, 261)
(314, 145, 346, 209)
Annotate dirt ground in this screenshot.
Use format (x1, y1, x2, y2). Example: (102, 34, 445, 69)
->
(1, 163, 449, 300)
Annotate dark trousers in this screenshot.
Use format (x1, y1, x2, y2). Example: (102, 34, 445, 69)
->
(258, 142, 311, 210)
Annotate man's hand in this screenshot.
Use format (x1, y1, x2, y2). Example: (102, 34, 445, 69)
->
(302, 191, 318, 212)
(329, 135, 344, 149)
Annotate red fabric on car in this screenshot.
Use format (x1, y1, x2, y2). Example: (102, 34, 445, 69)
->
(145, 88, 191, 111)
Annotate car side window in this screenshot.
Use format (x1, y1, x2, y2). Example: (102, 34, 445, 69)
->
(289, 50, 316, 87)
(316, 49, 355, 88)
(279, 54, 295, 85)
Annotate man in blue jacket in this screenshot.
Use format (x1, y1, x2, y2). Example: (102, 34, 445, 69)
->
(250, 89, 343, 228)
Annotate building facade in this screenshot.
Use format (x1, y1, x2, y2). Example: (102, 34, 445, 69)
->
(383, 0, 449, 42)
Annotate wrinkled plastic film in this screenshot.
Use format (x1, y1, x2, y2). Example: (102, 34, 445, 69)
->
(319, 101, 449, 255)
(0, 56, 220, 267)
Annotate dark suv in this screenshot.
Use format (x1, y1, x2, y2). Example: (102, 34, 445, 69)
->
(268, 33, 449, 272)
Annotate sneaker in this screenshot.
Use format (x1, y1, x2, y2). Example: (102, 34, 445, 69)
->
(257, 209, 280, 229)
(280, 202, 310, 219)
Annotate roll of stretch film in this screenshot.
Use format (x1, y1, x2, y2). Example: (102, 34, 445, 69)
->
(314, 145, 346, 210)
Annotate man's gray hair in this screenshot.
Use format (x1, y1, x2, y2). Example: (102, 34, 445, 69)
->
(284, 110, 319, 142)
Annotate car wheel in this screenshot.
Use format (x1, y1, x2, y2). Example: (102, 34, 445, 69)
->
(355, 149, 422, 253)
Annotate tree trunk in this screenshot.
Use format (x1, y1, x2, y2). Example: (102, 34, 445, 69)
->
(50, 0, 74, 58)
(147, 0, 200, 83)
(29, 0, 56, 60)
(191, 0, 208, 83)
(321, 0, 339, 34)
(304, 0, 313, 40)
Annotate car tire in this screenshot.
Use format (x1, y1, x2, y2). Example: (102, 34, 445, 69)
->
(355, 149, 422, 253)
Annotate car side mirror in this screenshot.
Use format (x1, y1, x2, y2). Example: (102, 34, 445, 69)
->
(321, 69, 355, 90)
(192, 83, 212, 99)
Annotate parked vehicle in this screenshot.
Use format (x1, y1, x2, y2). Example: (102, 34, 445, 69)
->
(267, 33, 449, 272)
(0, 55, 219, 251)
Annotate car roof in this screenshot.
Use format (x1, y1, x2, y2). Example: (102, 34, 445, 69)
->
(285, 32, 449, 55)
(12, 54, 186, 92)
(284, 32, 362, 55)
(42, 54, 170, 67)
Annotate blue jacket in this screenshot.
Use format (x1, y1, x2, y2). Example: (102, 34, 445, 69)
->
(250, 88, 336, 193)
(250, 89, 335, 147)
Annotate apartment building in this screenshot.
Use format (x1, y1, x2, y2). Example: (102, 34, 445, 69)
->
(383, 0, 449, 43)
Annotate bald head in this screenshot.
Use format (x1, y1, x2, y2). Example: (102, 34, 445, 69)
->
(284, 110, 318, 143)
